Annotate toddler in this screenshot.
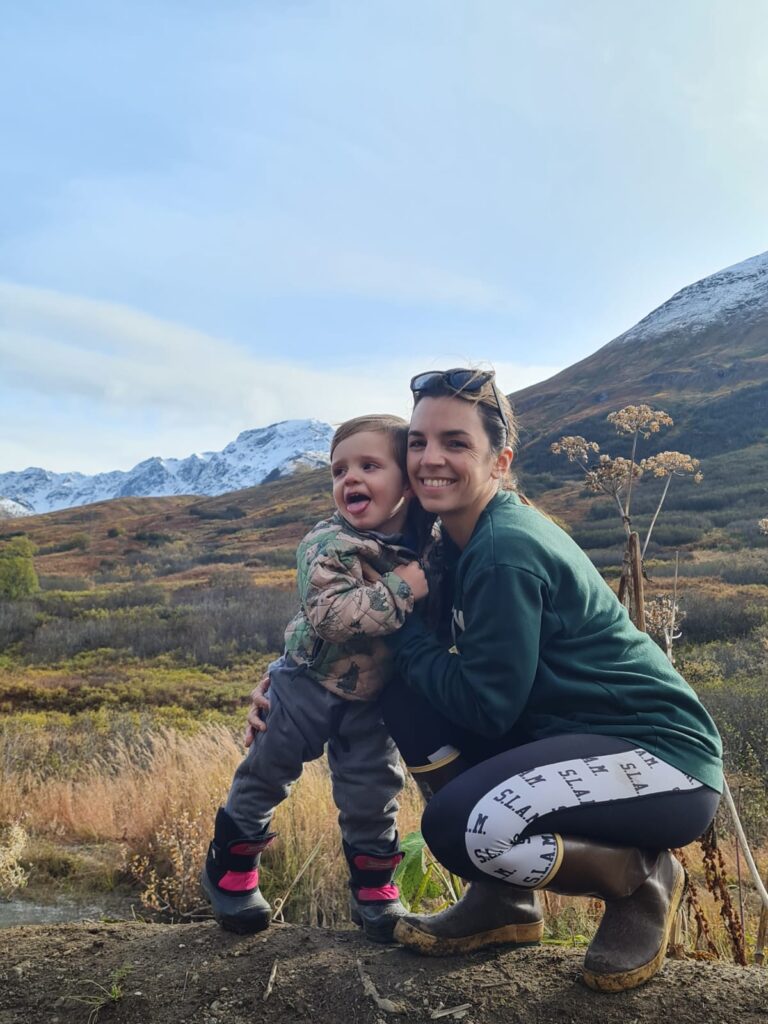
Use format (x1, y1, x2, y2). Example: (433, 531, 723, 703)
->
(202, 414, 429, 942)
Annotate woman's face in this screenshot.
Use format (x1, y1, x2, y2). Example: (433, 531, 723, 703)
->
(407, 395, 512, 537)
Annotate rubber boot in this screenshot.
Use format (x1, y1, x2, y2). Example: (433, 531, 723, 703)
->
(201, 807, 276, 935)
(394, 881, 544, 955)
(397, 751, 543, 955)
(345, 840, 408, 942)
(544, 837, 686, 992)
(409, 752, 470, 803)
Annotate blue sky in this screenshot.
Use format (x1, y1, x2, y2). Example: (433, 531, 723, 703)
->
(2, 1, 767, 473)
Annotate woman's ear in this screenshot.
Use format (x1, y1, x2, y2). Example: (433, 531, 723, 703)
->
(491, 447, 515, 480)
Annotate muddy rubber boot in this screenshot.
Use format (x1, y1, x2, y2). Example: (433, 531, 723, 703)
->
(201, 807, 276, 935)
(394, 881, 544, 955)
(345, 840, 408, 943)
(545, 837, 686, 992)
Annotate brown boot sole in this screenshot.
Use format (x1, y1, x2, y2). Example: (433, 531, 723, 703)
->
(583, 859, 686, 993)
(393, 918, 543, 956)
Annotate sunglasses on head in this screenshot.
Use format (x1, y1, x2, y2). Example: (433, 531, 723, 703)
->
(409, 368, 511, 442)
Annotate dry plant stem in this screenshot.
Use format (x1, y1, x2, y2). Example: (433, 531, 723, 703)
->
(630, 532, 646, 631)
(641, 473, 673, 558)
(735, 786, 745, 936)
(356, 958, 404, 1015)
(701, 825, 746, 966)
(263, 959, 278, 1002)
(668, 551, 680, 663)
(271, 837, 324, 922)
(623, 430, 640, 522)
(722, 780, 768, 913)
(756, 906, 768, 965)
(430, 1004, 472, 1019)
(674, 847, 718, 957)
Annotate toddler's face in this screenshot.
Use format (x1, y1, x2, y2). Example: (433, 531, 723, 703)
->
(331, 431, 410, 534)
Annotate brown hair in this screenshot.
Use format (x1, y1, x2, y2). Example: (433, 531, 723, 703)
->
(411, 370, 519, 488)
(330, 414, 409, 473)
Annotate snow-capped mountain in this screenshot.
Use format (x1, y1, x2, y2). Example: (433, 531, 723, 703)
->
(510, 248, 768, 469)
(612, 250, 768, 347)
(0, 420, 335, 515)
(0, 496, 34, 519)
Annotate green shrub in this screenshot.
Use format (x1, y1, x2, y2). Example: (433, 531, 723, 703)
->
(679, 593, 767, 643)
(37, 575, 93, 592)
(189, 505, 246, 521)
(0, 537, 39, 600)
(134, 531, 173, 547)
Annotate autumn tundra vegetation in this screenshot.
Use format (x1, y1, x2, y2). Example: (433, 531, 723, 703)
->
(0, 418, 767, 965)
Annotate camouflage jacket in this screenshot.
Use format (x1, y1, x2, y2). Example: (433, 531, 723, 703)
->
(283, 513, 419, 700)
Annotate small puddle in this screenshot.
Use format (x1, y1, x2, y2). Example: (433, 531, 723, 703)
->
(0, 894, 136, 929)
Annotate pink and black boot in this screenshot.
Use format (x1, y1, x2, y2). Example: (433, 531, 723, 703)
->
(201, 807, 276, 934)
(344, 839, 408, 942)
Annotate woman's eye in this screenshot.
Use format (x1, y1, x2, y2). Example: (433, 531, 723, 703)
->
(447, 440, 467, 449)
(408, 439, 425, 449)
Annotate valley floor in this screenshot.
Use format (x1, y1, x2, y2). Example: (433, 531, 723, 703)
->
(0, 920, 765, 1024)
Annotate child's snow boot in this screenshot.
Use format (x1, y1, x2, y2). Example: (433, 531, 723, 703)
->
(201, 807, 276, 934)
(344, 839, 408, 943)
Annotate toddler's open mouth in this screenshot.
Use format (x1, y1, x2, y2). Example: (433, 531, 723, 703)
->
(345, 492, 371, 514)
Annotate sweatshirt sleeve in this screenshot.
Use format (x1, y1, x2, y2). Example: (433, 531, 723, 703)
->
(386, 563, 545, 736)
(301, 544, 415, 643)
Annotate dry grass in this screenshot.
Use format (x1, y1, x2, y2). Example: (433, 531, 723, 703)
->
(1, 724, 765, 958)
(0, 724, 423, 927)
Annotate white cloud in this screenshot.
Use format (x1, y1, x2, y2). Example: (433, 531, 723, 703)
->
(0, 282, 560, 473)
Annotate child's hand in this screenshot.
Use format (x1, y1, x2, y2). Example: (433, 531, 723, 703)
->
(244, 673, 271, 746)
(393, 561, 429, 600)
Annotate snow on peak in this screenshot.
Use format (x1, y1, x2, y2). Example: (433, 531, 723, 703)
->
(614, 250, 768, 346)
(0, 496, 35, 519)
(0, 420, 336, 515)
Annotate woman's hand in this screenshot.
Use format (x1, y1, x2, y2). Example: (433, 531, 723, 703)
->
(244, 673, 271, 747)
(393, 561, 429, 601)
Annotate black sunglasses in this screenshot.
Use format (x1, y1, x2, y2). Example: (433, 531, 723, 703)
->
(409, 367, 510, 442)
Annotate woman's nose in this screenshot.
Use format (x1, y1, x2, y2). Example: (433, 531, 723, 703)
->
(421, 440, 445, 465)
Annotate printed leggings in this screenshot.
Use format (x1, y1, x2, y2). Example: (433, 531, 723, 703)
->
(381, 686, 720, 888)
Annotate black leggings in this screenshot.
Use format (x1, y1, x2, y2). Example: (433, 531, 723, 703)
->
(381, 683, 720, 886)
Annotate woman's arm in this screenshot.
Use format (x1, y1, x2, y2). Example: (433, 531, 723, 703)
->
(386, 563, 546, 737)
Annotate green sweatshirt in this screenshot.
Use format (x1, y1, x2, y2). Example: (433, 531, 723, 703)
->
(387, 490, 723, 792)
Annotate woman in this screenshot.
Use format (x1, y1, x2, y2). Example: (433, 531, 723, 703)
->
(247, 368, 722, 993)
(377, 367, 722, 992)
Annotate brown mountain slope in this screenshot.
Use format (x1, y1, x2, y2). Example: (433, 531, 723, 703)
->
(0, 469, 334, 588)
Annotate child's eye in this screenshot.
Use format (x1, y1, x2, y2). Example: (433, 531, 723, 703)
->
(331, 466, 345, 478)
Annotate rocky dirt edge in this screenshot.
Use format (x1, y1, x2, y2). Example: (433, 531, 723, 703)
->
(0, 921, 765, 1024)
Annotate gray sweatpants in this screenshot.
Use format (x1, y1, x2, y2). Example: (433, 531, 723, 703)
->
(225, 657, 404, 855)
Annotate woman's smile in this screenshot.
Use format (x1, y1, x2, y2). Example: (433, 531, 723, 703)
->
(419, 477, 457, 489)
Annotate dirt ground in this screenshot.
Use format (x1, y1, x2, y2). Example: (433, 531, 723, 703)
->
(0, 921, 766, 1024)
